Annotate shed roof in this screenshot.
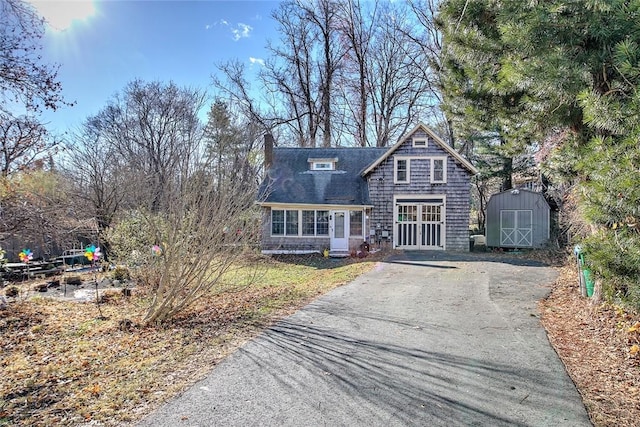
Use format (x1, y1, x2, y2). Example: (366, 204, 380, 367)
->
(487, 188, 551, 210)
(257, 147, 387, 206)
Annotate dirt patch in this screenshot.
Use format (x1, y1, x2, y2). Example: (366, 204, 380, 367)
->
(2, 272, 133, 303)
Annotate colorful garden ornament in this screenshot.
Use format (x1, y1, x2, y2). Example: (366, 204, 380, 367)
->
(84, 244, 104, 318)
(18, 249, 33, 263)
(84, 245, 102, 262)
(151, 244, 162, 256)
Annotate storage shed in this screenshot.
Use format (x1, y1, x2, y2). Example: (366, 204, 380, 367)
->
(486, 189, 550, 248)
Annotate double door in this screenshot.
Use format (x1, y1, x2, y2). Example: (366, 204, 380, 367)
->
(396, 203, 444, 249)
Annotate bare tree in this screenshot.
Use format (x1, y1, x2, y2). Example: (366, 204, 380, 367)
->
(0, 115, 57, 177)
(0, 0, 67, 113)
(407, 0, 453, 145)
(297, 0, 347, 147)
(0, 168, 80, 259)
(62, 119, 131, 242)
(0, 0, 68, 194)
(212, 0, 437, 148)
(211, 59, 272, 133)
(88, 80, 207, 212)
(334, 0, 378, 147)
(366, 2, 430, 146)
(265, 1, 323, 147)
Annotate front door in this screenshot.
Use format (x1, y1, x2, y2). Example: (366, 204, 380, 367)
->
(330, 210, 349, 252)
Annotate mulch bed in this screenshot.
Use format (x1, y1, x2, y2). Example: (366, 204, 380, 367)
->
(540, 264, 640, 426)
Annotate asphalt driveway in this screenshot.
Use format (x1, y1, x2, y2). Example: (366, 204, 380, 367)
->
(138, 251, 591, 427)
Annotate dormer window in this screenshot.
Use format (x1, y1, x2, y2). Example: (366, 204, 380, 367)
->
(309, 158, 337, 171)
(312, 162, 333, 170)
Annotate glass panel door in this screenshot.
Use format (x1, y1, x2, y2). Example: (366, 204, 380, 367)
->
(330, 211, 349, 251)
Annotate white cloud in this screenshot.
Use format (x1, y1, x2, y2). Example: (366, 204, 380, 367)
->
(220, 19, 229, 26)
(205, 24, 212, 30)
(249, 57, 265, 67)
(231, 23, 252, 41)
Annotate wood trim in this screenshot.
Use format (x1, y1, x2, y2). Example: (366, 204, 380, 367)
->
(362, 123, 478, 176)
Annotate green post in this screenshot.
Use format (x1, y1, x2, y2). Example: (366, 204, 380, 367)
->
(575, 245, 594, 297)
(583, 268, 595, 297)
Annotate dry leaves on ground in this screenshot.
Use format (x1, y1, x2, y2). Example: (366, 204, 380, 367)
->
(540, 264, 640, 427)
(0, 254, 381, 426)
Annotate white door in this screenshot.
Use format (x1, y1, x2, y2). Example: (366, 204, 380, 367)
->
(420, 203, 444, 249)
(330, 210, 349, 251)
(396, 203, 445, 249)
(500, 210, 533, 246)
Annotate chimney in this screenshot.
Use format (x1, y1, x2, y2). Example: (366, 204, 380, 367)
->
(264, 133, 274, 169)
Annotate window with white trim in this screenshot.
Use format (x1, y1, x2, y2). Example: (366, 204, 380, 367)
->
(312, 162, 333, 170)
(316, 211, 329, 235)
(394, 158, 409, 183)
(272, 209, 329, 236)
(413, 138, 427, 148)
(309, 158, 337, 170)
(431, 158, 447, 183)
(349, 211, 363, 237)
(271, 210, 285, 235)
(285, 210, 298, 235)
(302, 210, 316, 236)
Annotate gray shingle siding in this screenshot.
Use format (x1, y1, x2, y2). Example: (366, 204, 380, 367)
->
(257, 125, 476, 253)
(365, 130, 472, 251)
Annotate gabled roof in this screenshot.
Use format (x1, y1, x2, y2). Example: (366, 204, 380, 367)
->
(361, 122, 479, 176)
(258, 147, 387, 206)
(487, 188, 551, 209)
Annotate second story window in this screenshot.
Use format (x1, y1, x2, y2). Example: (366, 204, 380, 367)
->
(431, 158, 447, 183)
(395, 158, 409, 183)
(413, 138, 427, 148)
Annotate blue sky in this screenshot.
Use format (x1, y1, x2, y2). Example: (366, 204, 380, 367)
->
(29, 0, 280, 134)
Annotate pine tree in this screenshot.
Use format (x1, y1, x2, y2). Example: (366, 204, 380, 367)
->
(438, 0, 640, 307)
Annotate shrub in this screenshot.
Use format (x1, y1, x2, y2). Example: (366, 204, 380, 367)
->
(111, 266, 131, 282)
(4, 286, 19, 297)
(583, 227, 640, 310)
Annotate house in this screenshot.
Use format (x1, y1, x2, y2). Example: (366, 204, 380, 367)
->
(256, 123, 479, 255)
(485, 188, 551, 248)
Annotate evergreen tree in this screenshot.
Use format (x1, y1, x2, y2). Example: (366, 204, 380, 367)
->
(438, 0, 640, 307)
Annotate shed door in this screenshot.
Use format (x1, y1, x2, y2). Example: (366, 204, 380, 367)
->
(500, 210, 532, 247)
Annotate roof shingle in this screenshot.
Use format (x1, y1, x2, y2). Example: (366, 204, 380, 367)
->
(258, 147, 387, 206)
